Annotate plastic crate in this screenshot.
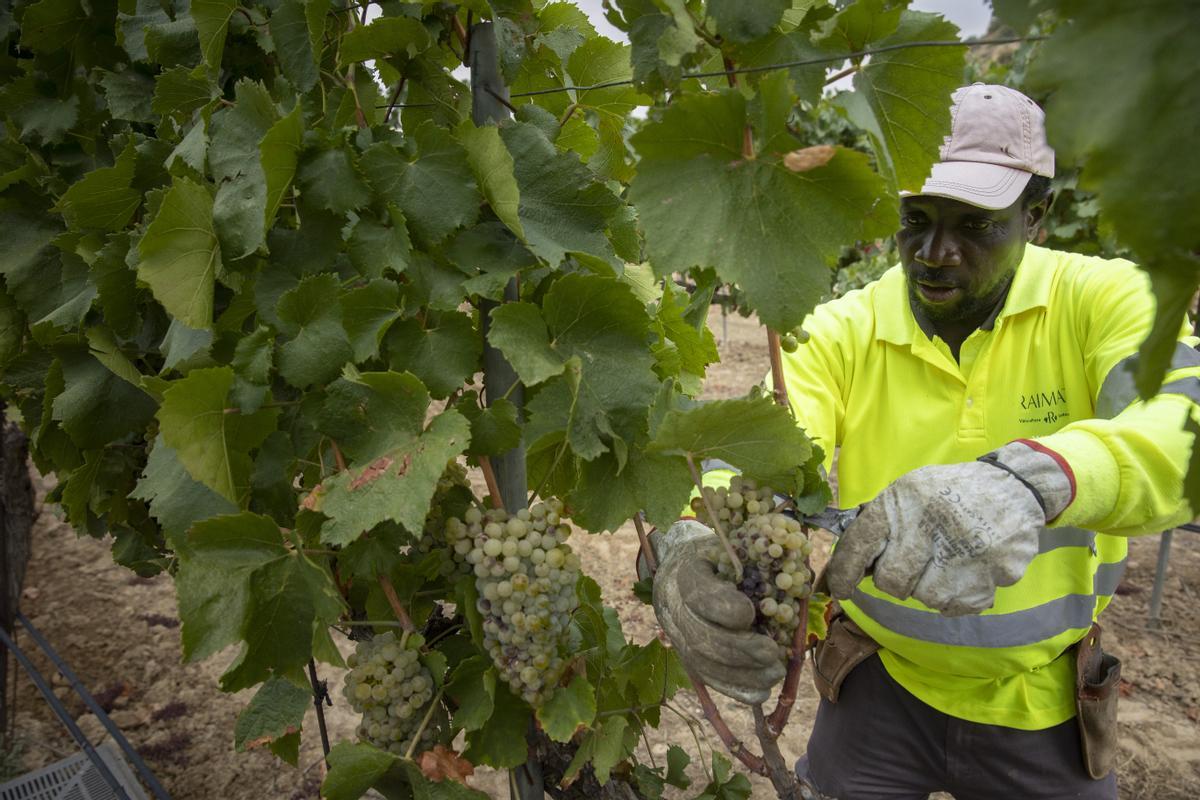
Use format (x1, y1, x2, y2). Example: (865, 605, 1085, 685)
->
(0, 742, 146, 800)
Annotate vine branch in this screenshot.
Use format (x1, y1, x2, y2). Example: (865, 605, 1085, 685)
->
(378, 575, 417, 633)
(478, 455, 505, 510)
(767, 596, 810, 736)
(633, 514, 656, 575)
(692, 679, 767, 777)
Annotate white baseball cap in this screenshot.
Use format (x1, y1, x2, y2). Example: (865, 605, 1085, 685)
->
(904, 83, 1055, 210)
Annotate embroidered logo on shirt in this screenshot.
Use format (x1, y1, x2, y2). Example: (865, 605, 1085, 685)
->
(1018, 388, 1070, 425)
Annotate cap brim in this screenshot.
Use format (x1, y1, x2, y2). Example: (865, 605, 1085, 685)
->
(900, 161, 1032, 210)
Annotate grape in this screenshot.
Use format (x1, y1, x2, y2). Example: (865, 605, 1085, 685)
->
(695, 478, 815, 654)
(441, 497, 580, 706)
(343, 631, 446, 755)
(780, 332, 799, 352)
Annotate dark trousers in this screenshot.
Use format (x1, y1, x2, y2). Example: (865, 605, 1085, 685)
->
(796, 655, 1118, 800)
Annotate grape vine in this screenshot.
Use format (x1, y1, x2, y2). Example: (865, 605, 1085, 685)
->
(0, 0, 1195, 797)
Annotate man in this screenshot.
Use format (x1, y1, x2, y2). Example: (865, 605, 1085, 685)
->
(650, 84, 1200, 799)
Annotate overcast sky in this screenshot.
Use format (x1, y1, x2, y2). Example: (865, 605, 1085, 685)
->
(573, 0, 993, 41)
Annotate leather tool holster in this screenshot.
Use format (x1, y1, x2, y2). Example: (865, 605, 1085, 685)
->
(1074, 623, 1121, 780)
(811, 612, 880, 703)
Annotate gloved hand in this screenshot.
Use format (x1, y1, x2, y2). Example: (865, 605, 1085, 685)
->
(650, 519, 786, 703)
(826, 441, 1074, 616)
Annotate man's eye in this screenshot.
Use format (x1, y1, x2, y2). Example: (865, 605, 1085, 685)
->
(901, 214, 926, 227)
(963, 219, 993, 231)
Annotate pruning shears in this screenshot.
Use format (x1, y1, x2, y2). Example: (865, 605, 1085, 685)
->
(794, 504, 864, 597)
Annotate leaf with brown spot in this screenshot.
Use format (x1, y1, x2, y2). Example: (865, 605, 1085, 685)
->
(418, 744, 475, 783)
(784, 145, 836, 173)
(349, 455, 395, 490)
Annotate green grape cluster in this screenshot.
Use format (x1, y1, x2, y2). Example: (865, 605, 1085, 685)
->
(779, 327, 811, 353)
(414, 461, 473, 576)
(444, 498, 580, 706)
(343, 631, 444, 755)
(693, 477, 814, 651)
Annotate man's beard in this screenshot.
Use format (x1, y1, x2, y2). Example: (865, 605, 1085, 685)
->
(906, 269, 1015, 324)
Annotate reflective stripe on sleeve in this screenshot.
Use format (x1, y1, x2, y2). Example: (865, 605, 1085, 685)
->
(1159, 376, 1200, 405)
(1096, 343, 1200, 419)
(849, 557, 1126, 648)
(1038, 525, 1095, 554)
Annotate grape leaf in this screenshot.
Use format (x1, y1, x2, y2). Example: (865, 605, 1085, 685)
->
(137, 177, 221, 330)
(830, 8, 963, 193)
(234, 676, 310, 762)
(0, 77, 79, 145)
(456, 120, 524, 239)
(706, 0, 789, 43)
(563, 715, 633, 786)
(731, 28, 826, 107)
(52, 348, 157, 449)
(218, 546, 345, 690)
(209, 80, 278, 259)
(231, 326, 274, 384)
(463, 679, 530, 768)
(445, 656, 496, 731)
(321, 742, 405, 800)
(485, 302, 564, 386)
(269, 0, 320, 93)
(649, 397, 814, 495)
(276, 273, 354, 388)
(341, 278, 402, 362)
(192, 0, 237, 74)
(175, 512, 337, 666)
(338, 17, 432, 67)
(569, 447, 693, 532)
(311, 408, 469, 545)
(385, 311, 481, 399)
(693, 753, 753, 800)
(261, 105, 303, 234)
(348, 206, 412, 278)
(297, 147, 370, 213)
(630, 89, 894, 332)
(520, 274, 660, 460)
(4, 237, 96, 334)
(536, 674, 596, 742)
(160, 319, 214, 370)
(499, 121, 622, 268)
(151, 66, 218, 119)
(362, 125, 481, 246)
(316, 370, 430, 464)
(131, 436, 238, 542)
(448, 222, 538, 301)
(56, 140, 139, 231)
(653, 280, 718, 382)
(157, 366, 279, 504)
(1024, 0, 1200, 395)
(564, 37, 647, 182)
(455, 394, 521, 456)
(98, 69, 156, 124)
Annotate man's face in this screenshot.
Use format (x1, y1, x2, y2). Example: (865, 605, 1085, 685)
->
(896, 194, 1042, 323)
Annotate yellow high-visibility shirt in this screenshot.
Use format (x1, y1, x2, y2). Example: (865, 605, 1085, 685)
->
(780, 244, 1199, 730)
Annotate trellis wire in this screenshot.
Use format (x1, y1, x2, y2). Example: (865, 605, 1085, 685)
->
(373, 36, 1044, 110)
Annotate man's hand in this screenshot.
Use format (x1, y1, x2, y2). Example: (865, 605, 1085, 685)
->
(825, 442, 1073, 616)
(651, 520, 786, 704)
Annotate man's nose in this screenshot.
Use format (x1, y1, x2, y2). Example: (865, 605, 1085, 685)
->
(915, 228, 962, 268)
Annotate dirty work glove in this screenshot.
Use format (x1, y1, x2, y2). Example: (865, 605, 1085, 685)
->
(650, 520, 786, 704)
(826, 441, 1074, 616)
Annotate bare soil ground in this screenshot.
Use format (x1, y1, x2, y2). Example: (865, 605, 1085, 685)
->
(7, 308, 1200, 799)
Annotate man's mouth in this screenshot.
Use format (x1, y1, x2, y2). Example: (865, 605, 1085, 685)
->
(916, 281, 962, 303)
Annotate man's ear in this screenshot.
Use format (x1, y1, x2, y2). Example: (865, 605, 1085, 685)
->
(1024, 194, 1051, 241)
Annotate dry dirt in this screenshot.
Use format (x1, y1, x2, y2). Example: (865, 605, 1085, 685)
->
(7, 307, 1200, 799)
